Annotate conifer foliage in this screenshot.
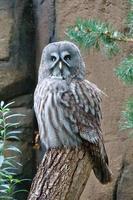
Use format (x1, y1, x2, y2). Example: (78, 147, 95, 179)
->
(66, 0, 133, 134)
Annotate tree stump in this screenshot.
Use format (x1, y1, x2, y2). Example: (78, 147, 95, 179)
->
(28, 147, 92, 200)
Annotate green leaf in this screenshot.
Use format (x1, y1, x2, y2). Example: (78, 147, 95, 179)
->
(115, 54, 133, 84)
(3, 102, 15, 109)
(0, 130, 5, 136)
(0, 171, 10, 178)
(0, 96, 34, 198)
(15, 161, 22, 167)
(0, 101, 4, 108)
(6, 146, 22, 154)
(0, 155, 4, 167)
(5, 113, 25, 120)
(3, 160, 16, 168)
(5, 122, 20, 128)
(0, 196, 13, 200)
(5, 136, 20, 141)
(66, 18, 121, 57)
(2, 167, 17, 171)
(0, 184, 10, 190)
(0, 119, 3, 124)
(12, 189, 28, 195)
(1, 167, 17, 175)
(0, 142, 4, 151)
(0, 190, 8, 194)
(4, 156, 16, 161)
(119, 97, 133, 130)
(6, 130, 21, 135)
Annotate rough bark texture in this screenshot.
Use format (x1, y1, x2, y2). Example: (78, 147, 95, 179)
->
(28, 148, 92, 200)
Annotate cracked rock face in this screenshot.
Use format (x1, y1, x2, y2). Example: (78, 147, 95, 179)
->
(115, 142, 133, 200)
(0, 0, 35, 101)
(0, 1, 35, 199)
(0, 9, 13, 60)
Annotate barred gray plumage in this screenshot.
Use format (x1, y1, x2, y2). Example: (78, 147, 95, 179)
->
(34, 41, 112, 184)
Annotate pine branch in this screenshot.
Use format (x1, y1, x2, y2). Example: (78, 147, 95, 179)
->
(120, 97, 133, 135)
(126, 0, 133, 36)
(115, 55, 133, 85)
(66, 19, 133, 57)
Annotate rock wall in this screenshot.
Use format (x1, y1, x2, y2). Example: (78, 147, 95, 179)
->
(0, 0, 133, 199)
(0, 0, 35, 198)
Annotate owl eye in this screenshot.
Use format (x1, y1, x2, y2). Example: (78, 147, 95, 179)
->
(64, 55, 71, 61)
(51, 55, 56, 62)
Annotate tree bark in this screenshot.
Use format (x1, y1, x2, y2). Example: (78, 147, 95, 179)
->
(28, 147, 92, 200)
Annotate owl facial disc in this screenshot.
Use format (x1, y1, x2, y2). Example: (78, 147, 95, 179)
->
(38, 41, 86, 82)
(50, 51, 72, 79)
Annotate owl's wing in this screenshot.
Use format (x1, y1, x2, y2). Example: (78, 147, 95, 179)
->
(60, 79, 112, 184)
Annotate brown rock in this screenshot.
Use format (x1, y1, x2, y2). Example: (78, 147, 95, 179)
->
(116, 140, 133, 200)
(0, 1, 35, 199)
(33, 0, 56, 69)
(0, 6, 13, 60)
(10, 107, 34, 129)
(3, 106, 34, 142)
(10, 94, 33, 108)
(0, 69, 34, 100)
(5, 140, 34, 177)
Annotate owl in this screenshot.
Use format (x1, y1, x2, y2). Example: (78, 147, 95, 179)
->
(34, 41, 112, 184)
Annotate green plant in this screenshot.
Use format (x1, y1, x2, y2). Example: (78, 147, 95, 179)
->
(66, 18, 121, 57)
(0, 101, 27, 200)
(121, 98, 133, 134)
(66, 0, 133, 135)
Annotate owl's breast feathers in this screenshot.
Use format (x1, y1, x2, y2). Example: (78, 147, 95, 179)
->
(34, 78, 112, 184)
(34, 78, 104, 148)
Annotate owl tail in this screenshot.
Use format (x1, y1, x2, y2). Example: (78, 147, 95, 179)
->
(93, 162, 113, 184)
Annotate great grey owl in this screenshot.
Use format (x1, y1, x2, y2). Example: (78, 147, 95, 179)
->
(34, 41, 112, 184)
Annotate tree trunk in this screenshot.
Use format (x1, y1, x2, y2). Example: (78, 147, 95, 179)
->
(28, 147, 92, 200)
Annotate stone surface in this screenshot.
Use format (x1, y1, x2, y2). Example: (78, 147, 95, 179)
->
(0, 1, 35, 199)
(0, 68, 34, 100)
(6, 107, 34, 143)
(10, 106, 34, 127)
(0, 10, 13, 60)
(33, 0, 56, 69)
(116, 140, 133, 200)
(10, 94, 33, 108)
(0, 0, 14, 60)
(0, 0, 35, 100)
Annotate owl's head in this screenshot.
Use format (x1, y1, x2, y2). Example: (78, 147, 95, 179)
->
(38, 41, 85, 82)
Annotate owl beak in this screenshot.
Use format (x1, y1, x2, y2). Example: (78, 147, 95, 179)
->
(59, 61, 63, 70)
